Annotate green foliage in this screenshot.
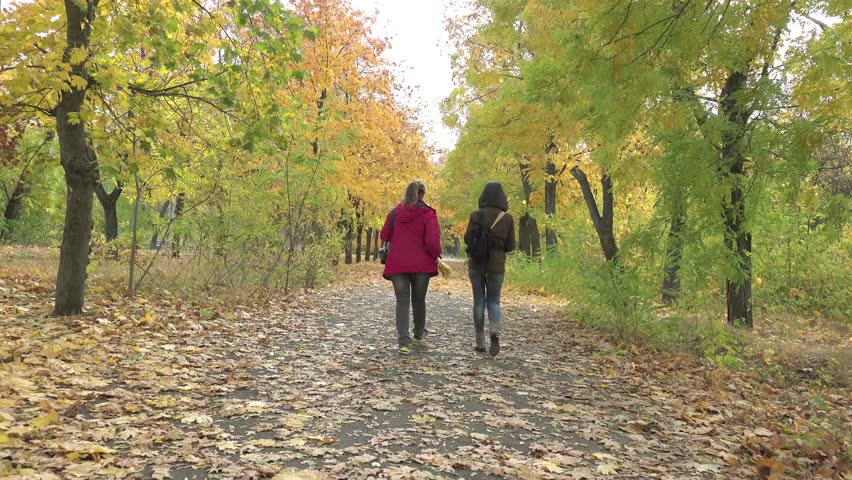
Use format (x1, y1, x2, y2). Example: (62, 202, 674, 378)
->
(0, 0, 432, 305)
(1, 164, 65, 246)
(443, 0, 851, 339)
(754, 214, 852, 321)
(509, 245, 745, 362)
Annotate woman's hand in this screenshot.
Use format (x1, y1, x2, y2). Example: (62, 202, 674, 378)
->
(437, 258, 452, 278)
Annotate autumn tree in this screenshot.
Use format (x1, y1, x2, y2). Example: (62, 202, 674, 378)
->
(0, 0, 309, 312)
(291, 0, 432, 265)
(443, 0, 849, 328)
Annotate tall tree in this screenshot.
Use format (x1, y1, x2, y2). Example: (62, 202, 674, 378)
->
(0, 0, 312, 311)
(52, 0, 100, 315)
(445, 0, 848, 328)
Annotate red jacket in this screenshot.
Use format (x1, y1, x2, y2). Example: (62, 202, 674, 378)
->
(380, 202, 442, 279)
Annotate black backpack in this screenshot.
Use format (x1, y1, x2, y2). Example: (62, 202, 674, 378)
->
(466, 210, 505, 262)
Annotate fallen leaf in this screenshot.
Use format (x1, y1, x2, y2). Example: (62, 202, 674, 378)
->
(272, 469, 325, 480)
(30, 410, 61, 429)
(181, 413, 213, 425)
(539, 460, 564, 473)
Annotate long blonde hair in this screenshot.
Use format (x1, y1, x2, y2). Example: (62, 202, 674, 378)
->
(402, 180, 427, 206)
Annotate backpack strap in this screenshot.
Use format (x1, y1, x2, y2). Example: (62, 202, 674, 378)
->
(489, 211, 506, 231)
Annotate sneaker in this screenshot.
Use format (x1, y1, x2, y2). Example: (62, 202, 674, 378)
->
(398, 346, 410, 356)
(489, 335, 500, 357)
(412, 330, 428, 346)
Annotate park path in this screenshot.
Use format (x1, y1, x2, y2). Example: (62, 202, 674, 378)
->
(1, 262, 751, 480)
(125, 263, 731, 480)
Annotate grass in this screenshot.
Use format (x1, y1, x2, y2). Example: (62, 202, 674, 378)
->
(0, 245, 283, 310)
(504, 252, 852, 389)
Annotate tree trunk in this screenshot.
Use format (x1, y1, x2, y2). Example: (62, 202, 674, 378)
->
(128, 170, 141, 295)
(311, 88, 327, 156)
(373, 229, 379, 261)
(149, 200, 170, 249)
(355, 211, 363, 263)
(518, 213, 541, 258)
(94, 182, 122, 241)
(544, 159, 558, 249)
(720, 70, 753, 328)
(172, 193, 184, 257)
(2, 172, 29, 238)
(365, 227, 372, 261)
(53, 0, 99, 316)
(661, 209, 685, 304)
(344, 219, 353, 264)
(570, 166, 618, 261)
(517, 157, 541, 257)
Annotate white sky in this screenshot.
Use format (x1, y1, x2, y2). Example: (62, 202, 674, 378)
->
(349, 0, 458, 155)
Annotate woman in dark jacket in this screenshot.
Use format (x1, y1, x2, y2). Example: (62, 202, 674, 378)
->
(380, 180, 442, 356)
(464, 182, 515, 356)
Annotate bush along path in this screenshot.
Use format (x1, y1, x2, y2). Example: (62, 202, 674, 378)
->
(0, 263, 849, 479)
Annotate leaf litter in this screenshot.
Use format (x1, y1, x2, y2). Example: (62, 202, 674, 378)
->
(0, 261, 849, 478)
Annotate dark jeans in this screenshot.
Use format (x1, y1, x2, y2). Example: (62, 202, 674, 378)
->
(390, 273, 431, 347)
(469, 272, 504, 336)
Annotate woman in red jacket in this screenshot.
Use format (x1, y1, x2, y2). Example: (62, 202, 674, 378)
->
(380, 180, 442, 355)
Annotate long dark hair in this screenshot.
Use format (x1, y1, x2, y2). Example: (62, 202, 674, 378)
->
(402, 180, 426, 206)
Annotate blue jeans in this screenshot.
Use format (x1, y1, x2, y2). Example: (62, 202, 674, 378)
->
(469, 272, 504, 336)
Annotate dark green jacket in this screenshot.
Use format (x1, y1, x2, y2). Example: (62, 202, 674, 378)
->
(464, 183, 516, 274)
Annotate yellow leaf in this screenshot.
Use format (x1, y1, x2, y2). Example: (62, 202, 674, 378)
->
(68, 47, 88, 65)
(597, 463, 618, 475)
(245, 400, 270, 413)
(286, 437, 306, 447)
(411, 413, 436, 424)
(272, 469, 324, 480)
(283, 416, 305, 430)
(149, 396, 176, 409)
(59, 441, 115, 455)
(30, 410, 61, 429)
(180, 413, 213, 425)
(0, 433, 23, 448)
(539, 460, 564, 473)
(70, 75, 88, 90)
(305, 434, 336, 445)
(4, 375, 37, 393)
(65, 461, 101, 477)
(98, 466, 131, 478)
(249, 438, 277, 447)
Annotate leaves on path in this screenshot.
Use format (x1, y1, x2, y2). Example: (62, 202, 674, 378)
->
(0, 263, 849, 478)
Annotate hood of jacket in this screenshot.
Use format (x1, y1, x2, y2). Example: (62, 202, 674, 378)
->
(478, 182, 509, 212)
(395, 201, 435, 223)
